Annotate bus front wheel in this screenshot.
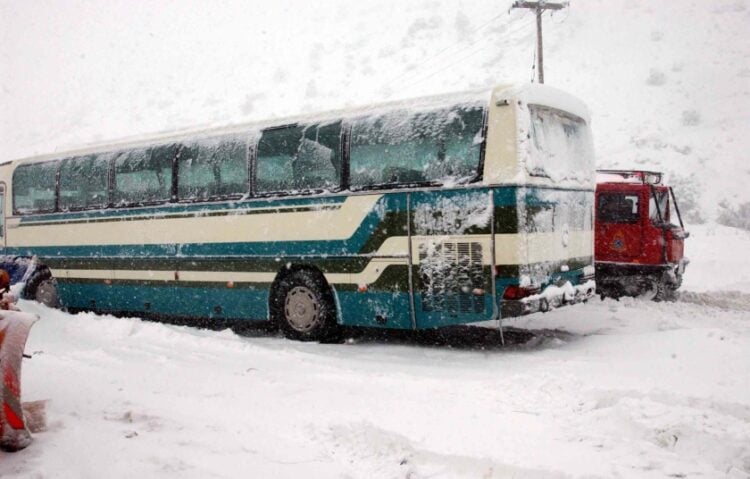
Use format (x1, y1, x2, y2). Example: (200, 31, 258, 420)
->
(272, 269, 339, 342)
(24, 269, 59, 308)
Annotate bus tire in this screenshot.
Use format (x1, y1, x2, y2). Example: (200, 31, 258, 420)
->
(271, 269, 339, 342)
(24, 269, 59, 308)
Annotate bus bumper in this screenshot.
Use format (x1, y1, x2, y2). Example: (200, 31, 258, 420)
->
(501, 280, 596, 318)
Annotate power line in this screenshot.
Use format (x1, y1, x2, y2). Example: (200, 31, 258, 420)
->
(380, 4, 524, 91)
(385, 16, 536, 93)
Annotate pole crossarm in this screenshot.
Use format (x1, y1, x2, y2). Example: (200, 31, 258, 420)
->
(511, 1, 568, 11)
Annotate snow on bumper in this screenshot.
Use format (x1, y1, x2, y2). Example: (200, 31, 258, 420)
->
(501, 280, 596, 318)
(0, 310, 38, 452)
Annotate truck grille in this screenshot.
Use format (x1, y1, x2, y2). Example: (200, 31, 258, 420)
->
(418, 241, 484, 313)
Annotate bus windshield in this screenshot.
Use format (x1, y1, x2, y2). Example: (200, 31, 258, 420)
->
(527, 105, 594, 184)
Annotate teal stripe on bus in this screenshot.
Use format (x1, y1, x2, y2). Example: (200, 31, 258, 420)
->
(8, 187, 524, 259)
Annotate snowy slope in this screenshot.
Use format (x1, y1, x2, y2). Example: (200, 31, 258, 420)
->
(1, 0, 749, 219)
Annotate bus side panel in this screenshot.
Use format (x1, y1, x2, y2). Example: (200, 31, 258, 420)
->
(57, 281, 271, 321)
(334, 192, 412, 330)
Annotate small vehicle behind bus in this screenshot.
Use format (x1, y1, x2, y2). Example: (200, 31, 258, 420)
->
(595, 170, 689, 300)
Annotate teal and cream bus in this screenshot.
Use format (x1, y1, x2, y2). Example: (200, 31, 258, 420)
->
(0, 84, 595, 341)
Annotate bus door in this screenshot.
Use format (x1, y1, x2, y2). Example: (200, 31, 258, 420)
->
(595, 189, 643, 262)
(409, 190, 494, 329)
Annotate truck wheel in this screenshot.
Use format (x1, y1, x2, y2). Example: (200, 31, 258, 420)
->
(24, 269, 59, 308)
(654, 281, 678, 302)
(271, 269, 339, 342)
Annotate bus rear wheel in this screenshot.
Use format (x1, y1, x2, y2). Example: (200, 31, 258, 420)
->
(272, 269, 339, 342)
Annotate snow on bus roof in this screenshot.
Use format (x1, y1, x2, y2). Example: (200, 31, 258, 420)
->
(9, 83, 588, 165)
(495, 83, 591, 124)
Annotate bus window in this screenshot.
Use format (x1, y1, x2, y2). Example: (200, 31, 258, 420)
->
(597, 193, 640, 224)
(59, 154, 111, 210)
(257, 122, 342, 194)
(294, 122, 341, 191)
(13, 162, 58, 214)
(257, 125, 303, 194)
(528, 106, 593, 182)
(114, 145, 176, 205)
(349, 105, 484, 189)
(178, 135, 248, 201)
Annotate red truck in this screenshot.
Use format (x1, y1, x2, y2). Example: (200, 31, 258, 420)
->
(595, 170, 689, 300)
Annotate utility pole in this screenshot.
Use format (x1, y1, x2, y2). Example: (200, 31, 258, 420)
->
(511, 1, 568, 84)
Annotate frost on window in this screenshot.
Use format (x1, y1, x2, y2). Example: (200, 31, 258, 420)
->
(114, 145, 176, 205)
(527, 106, 594, 183)
(59, 154, 111, 210)
(13, 161, 58, 214)
(178, 135, 248, 201)
(257, 122, 341, 194)
(350, 105, 484, 189)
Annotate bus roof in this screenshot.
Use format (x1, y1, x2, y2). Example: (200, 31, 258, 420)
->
(8, 83, 590, 166)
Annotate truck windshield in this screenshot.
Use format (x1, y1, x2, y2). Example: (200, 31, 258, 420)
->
(649, 189, 669, 224)
(597, 193, 640, 224)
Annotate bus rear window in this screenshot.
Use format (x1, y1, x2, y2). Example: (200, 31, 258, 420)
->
(349, 105, 484, 189)
(597, 193, 640, 224)
(527, 106, 593, 183)
(13, 162, 58, 214)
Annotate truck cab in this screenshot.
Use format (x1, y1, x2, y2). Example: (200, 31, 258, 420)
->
(595, 170, 689, 300)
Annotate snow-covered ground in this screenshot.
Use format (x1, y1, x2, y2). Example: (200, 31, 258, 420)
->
(0, 223, 748, 478)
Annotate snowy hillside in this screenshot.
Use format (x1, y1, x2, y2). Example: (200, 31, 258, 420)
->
(1, 0, 749, 220)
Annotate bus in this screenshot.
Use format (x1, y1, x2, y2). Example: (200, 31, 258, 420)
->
(0, 83, 596, 341)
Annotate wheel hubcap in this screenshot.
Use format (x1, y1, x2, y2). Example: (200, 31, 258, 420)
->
(284, 286, 320, 332)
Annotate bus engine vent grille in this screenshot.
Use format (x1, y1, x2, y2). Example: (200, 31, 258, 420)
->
(418, 241, 484, 313)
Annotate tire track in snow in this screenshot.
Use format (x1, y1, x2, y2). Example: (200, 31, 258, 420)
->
(678, 291, 750, 312)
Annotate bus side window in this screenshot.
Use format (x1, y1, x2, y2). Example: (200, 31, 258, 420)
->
(294, 121, 342, 192)
(256, 126, 304, 194)
(12, 162, 58, 214)
(178, 135, 249, 201)
(59, 154, 111, 210)
(349, 105, 484, 189)
(113, 145, 176, 205)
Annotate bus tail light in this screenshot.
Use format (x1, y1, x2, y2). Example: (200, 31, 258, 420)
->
(502, 285, 540, 301)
